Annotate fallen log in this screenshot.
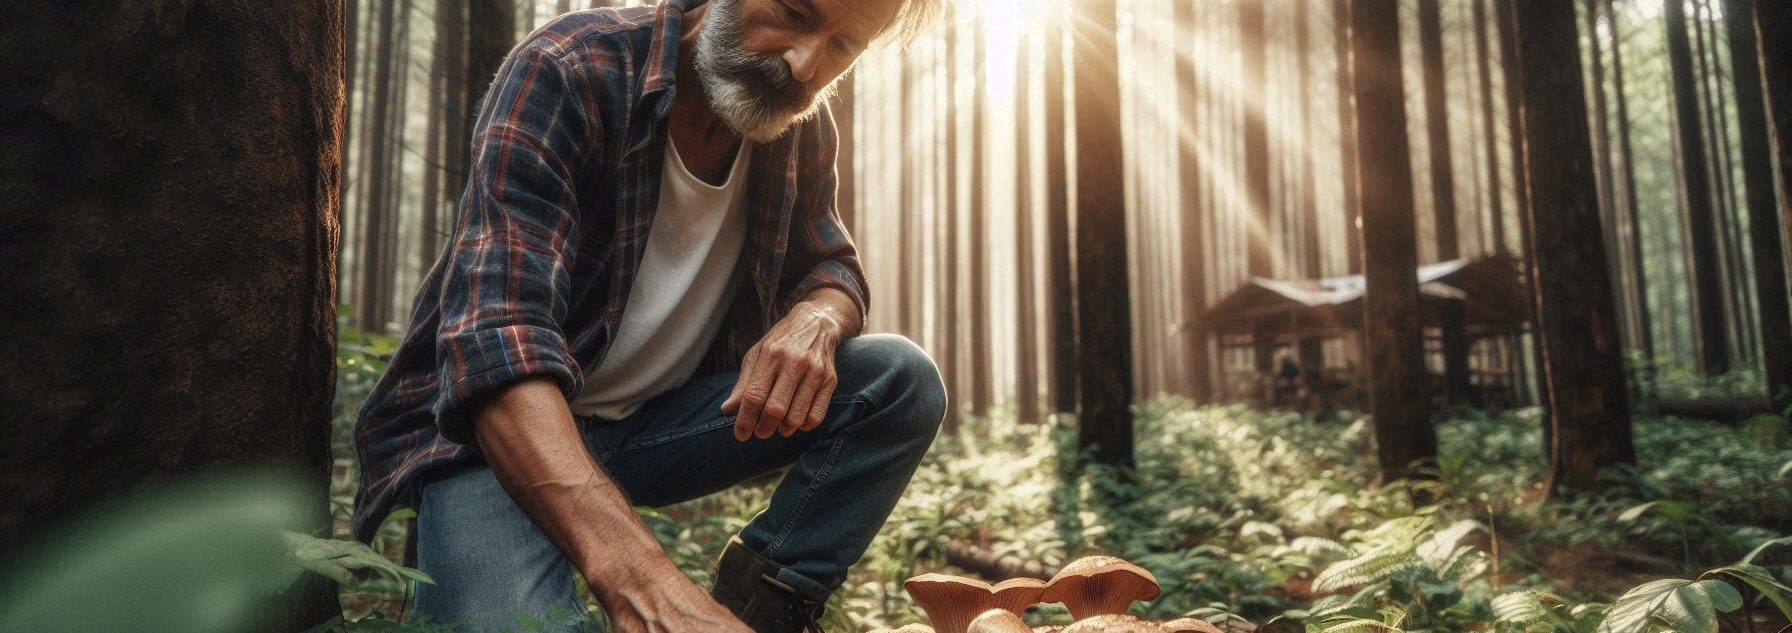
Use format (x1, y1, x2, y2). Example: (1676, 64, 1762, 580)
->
(945, 540, 1057, 581)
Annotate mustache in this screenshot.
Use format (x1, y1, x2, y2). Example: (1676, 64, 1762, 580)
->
(715, 49, 811, 114)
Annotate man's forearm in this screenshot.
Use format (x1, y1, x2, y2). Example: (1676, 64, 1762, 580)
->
(470, 377, 680, 609)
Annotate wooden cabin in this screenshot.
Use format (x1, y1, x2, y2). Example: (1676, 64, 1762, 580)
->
(1190, 255, 1532, 411)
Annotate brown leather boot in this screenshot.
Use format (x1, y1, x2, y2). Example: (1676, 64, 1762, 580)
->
(708, 536, 828, 633)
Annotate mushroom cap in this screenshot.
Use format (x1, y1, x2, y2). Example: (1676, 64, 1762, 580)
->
(989, 577, 1048, 614)
(867, 625, 939, 633)
(905, 574, 1000, 633)
(1161, 617, 1226, 633)
(967, 609, 1032, 633)
(1059, 614, 1170, 632)
(1038, 556, 1162, 619)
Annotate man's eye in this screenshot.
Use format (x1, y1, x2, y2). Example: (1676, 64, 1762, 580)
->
(783, 4, 803, 22)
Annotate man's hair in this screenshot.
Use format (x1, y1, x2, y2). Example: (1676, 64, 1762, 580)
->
(879, 0, 950, 47)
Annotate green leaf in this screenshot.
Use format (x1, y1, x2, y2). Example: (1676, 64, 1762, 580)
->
(1704, 563, 1792, 621)
(282, 531, 435, 587)
(1597, 578, 1740, 633)
(1742, 535, 1792, 565)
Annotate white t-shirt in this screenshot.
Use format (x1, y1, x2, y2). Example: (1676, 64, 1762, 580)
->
(569, 138, 750, 420)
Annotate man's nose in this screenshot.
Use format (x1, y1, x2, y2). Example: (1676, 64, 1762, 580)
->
(783, 37, 823, 83)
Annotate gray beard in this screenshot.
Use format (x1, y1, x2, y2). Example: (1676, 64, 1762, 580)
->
(693, 0, 841, 143)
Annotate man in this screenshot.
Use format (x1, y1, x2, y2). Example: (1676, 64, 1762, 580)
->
(349, 0, 947, 631)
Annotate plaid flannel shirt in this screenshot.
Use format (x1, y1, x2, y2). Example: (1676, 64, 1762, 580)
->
(350, 0, 867, 543)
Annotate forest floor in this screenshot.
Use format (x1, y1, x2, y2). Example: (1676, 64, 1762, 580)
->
(328, 348, 1792, 631)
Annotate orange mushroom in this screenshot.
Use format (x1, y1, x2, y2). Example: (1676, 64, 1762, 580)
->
(906, 573, 1044, 633)
(1058, 614, 1169, 632)
(1160, 617, 1226, 633)
(1038, 556, 1162, 620)
(966, 609, 1033, 633)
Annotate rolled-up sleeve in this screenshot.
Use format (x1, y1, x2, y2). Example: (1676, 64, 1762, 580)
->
(432, 45, 598, 445)
(780, 102, 870, 327)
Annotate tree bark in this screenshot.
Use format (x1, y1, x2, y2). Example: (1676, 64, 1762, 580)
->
(357, 0, 397, 331)
(1350, 0, 1436, 484)
(1419, 0, 1470, 404)
(968, 15, 992, 418)
(1512, 0, 1636, 493)
(1336, 0, 1363, 275)
(1070, 0, 1134, 466)
(1474, 0, 1505, 257)
(1240, 0, 1274, 281)
(1724, 0, 1792, 408)
(1177, 0, 1212, 402)
(1606, 0, 1656, 370)
(1016, 39, 1041, 423)
(1756, 3, 1792, 334)
(0, 1, 346, 628)
(1044, 8, 1077, 416)
(467, 0, 517, 128)
(1665, 0, 1732, 375)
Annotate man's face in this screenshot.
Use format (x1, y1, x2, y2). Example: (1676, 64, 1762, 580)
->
(695, 0, 905, 142)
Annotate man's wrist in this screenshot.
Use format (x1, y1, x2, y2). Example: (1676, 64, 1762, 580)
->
(794, 286, 860, 339)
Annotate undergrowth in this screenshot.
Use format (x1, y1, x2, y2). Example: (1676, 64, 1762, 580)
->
(323, 316, 1792, 632)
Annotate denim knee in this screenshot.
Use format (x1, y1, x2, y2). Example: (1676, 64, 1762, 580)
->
(847, 333, 947, 437)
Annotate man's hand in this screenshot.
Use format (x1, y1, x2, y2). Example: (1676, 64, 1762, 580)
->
(472, 378, 753, 632)
(602, 567, 756, 632)
(722, 287, 860, 441)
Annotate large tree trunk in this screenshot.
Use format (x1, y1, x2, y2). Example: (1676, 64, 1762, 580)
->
(0, 1, 346, 628)
(1757, 3, 1792, 325)
(1177, 0, 1212, 402)
(1240, 0, 1273, 281)
(1044, 8, 1077, 416)
(357, 0, 397, 332)
(1607, 0, 1656, 375)
(1418, 0, 1470, 405)
(1512, 0, 1636, 493)
(1015, 40, 1042, 423)
(1724, 0, 1792, 408)
(467, 0, 517, 127)
(1349, 0, 1436, 484)
(1696, 0, 1754, 368)
(1474, 0, 1505, 257)
(1070, 0, 1134, 466)
(1665, 0, 1732, 375)
(1335, 0, 1363, 276)
(1756, 0, 1792, 405)
(968, 15, 992, 418)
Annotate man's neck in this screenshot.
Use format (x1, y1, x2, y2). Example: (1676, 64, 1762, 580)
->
(670, 3, 743, 186)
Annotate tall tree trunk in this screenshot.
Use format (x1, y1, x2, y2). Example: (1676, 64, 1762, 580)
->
(942, 18, 962, 431)
(357, 0, 397, 332)
(1045, 8, 1077, 416)
(837, 75, 856, 234)
(1724, 0, 1792, 408)
(1297, 0, 1321, 279)
(1607, 0, 1656, 373)
(1350, 0, 1436, 484)
(1070, 0, 1134, 466)
(467, 0, 517, 127)
(1419, 0, 1470, 404)
(1336, 0, 1363, 275)
(1497, 0, 1543, 408)
(1665, 0, 1732, 375)
(1016, 38, 1042, 423)
(0, 1, 346, 627)
(968, 13, 992, 418)
(1697, 0, 1755, 367)
(1757, 3, 1792, 308)
(1241, 0, 1273, 281)
(1474, 0, 1505, 257)
(1178, 0, 1212, 402)
(1512, 0, 1636, 493)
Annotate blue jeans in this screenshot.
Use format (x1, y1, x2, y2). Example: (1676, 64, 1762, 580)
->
(411, 334, 947, 632)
